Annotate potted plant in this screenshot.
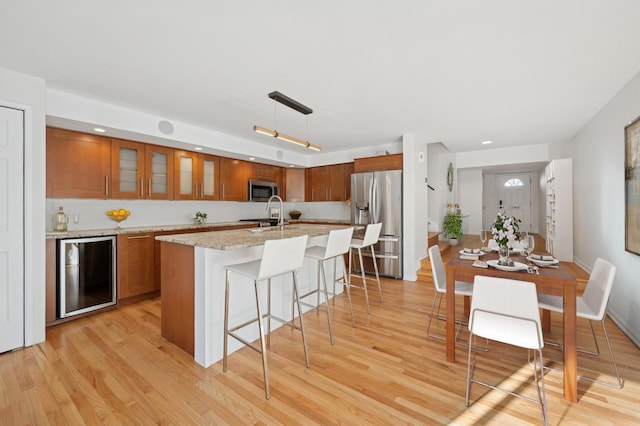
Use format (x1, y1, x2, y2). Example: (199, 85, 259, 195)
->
(194, 211, 208, 224)
(443, 212, 463, 246)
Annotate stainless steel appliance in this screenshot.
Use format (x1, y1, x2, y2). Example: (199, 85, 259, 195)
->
(351, 170, 403, 278)
(248, 180, 279, 201)
(57, 235, 116, 318)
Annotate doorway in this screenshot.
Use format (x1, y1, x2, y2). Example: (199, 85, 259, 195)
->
(495, 173, 532, 232)
(0, 105, 25, 353)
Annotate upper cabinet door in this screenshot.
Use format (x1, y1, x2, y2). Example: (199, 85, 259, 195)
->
(46, 128, 111, 199)
(173, 151, 219, 200)
(111, 139, 145, 199)
(174, 150, 199, 200)
(200, 154, 220, 200)
(112, 140, 174, 200)
(146, 145, 174, 200)
(220, 158, 249, 201)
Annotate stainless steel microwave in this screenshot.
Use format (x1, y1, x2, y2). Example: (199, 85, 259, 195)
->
(248, 180, 279, 201)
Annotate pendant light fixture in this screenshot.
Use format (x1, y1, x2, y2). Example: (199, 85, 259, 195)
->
(253, 91, 321, 151)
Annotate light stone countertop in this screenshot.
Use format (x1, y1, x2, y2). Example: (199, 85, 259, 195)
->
(155, 223, 356, 250)
(45, 221, 257, 240)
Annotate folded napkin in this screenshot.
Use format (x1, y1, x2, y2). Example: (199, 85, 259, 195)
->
(463, 248, 481, 254)
(460, 254, 479, 260)
(530, 254, 555, 261)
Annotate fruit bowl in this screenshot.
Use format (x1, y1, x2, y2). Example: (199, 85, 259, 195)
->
(106, 208, 131, 227)
(289, 211, 302, 220)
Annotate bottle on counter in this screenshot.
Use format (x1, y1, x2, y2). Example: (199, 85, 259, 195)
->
(53, 206, 68, 232)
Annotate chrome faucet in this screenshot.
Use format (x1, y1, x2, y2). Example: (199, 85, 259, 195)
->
(266, 195, 285, 230)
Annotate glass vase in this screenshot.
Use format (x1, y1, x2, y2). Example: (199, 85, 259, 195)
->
(498, 245, 512, 266)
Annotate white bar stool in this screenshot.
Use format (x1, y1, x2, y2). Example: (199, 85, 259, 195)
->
(301, 227, 355, 344)
(222, 234, 309, 400)
(348, 222, 383, 314)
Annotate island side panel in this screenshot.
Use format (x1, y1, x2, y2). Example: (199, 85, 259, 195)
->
(161, 241, 195, 355)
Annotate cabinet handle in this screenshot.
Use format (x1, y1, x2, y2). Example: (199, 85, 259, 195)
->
(222, 184, 225, 199)
(140, 178, 144, 197)
(201, 181, 204, 198)
(326, 188, 329, 199)
(148, 178, 152, 197)
(195, 182, 198, 199)
(128, 235, 151, 240)
(105, 176, 109, 196)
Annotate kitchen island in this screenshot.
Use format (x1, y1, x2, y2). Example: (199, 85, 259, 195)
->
(156, 224, 353, 368)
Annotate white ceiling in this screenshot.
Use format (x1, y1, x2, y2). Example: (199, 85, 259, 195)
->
(2, 1, 640, 154)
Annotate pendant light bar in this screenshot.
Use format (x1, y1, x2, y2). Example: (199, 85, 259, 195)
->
(252, 125, 322, 151)
(254, 91, 320, 151)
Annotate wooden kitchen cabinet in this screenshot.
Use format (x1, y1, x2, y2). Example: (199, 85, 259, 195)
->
(117, 233, 156, 300)
(45, 239, 57, 324)
(354, 153, 403, 172)
(249, 163, 279, 182)
(305, 163, 353, 201)
(111, 139, 175, 200)
(220, 158, 249, 201)
(286, 168, 305, 201)
(306, 166, 331, 201)
(345, 162, 354, 201)
(174, 150, 220, 200)
(46, 127, 111, 198)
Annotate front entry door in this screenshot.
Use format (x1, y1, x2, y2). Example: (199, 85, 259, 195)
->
(0, 105, 24, 353)
(496, 173, 532, 232)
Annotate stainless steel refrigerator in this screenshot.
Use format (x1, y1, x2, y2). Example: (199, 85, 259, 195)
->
(351, 169, 402, 278)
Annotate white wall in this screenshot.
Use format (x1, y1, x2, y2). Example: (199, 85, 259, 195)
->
(402, 134, 430, 281)
(45, 199, 350, 231)
(0, 67, 46, 346)
(568, 69, 640, 345)
(458, 168, 483, 235)
(426, 142, 455, 234)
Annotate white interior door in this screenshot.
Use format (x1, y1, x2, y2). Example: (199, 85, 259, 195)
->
(496, 173, 532, 232)
(0, 106, 24, 353)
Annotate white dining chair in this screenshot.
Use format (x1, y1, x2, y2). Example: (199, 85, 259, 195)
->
(348, 222, 383, 314)
(302, 227, 355, 343)
(537, 257, 623, 388)
(466, 276, 548, 426)
(222, 234, 310, 400)
(426, 245, 473, 341)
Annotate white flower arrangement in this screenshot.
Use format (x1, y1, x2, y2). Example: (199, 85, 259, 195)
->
(491, 212, 521, 248)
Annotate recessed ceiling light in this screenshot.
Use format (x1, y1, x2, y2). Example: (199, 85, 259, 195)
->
(289, 165, 296, 168)
(194, 146, 203, 151)
(481, 140, 493, 145)
(249, 157, 256, 161)
(94, 127, 106, 133)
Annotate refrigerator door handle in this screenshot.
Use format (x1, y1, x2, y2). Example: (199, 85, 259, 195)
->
(378, 236, 400, 242)
(360, 252, 399, 260)
(370, 176, 378, 224)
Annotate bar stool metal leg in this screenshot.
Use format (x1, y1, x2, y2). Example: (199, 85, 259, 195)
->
(370, 245, 383, 303)
(319, 259, 335, 344)
(292, 271, 310, 368)
(253, 280, 270, 399)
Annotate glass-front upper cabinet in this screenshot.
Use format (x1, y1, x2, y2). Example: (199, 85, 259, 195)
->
(111, 139, 174, 199)
(174, 150, 219, 200)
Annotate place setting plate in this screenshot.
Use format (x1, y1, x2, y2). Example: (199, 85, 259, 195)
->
(527, 256, 559, 266)
(459, 249, 484, 256)
(486, 260, 529, 272)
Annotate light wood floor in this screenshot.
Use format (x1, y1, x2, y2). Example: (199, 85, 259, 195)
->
(2, 236, 639, 424)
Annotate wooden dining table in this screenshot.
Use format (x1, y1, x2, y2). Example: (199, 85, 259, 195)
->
(446, 251, 579, 402)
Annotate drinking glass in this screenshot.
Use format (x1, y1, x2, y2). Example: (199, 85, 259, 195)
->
(526, 234, 535, 256)
(480, 229, 488, 250)
(521, 234, 531, 258)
